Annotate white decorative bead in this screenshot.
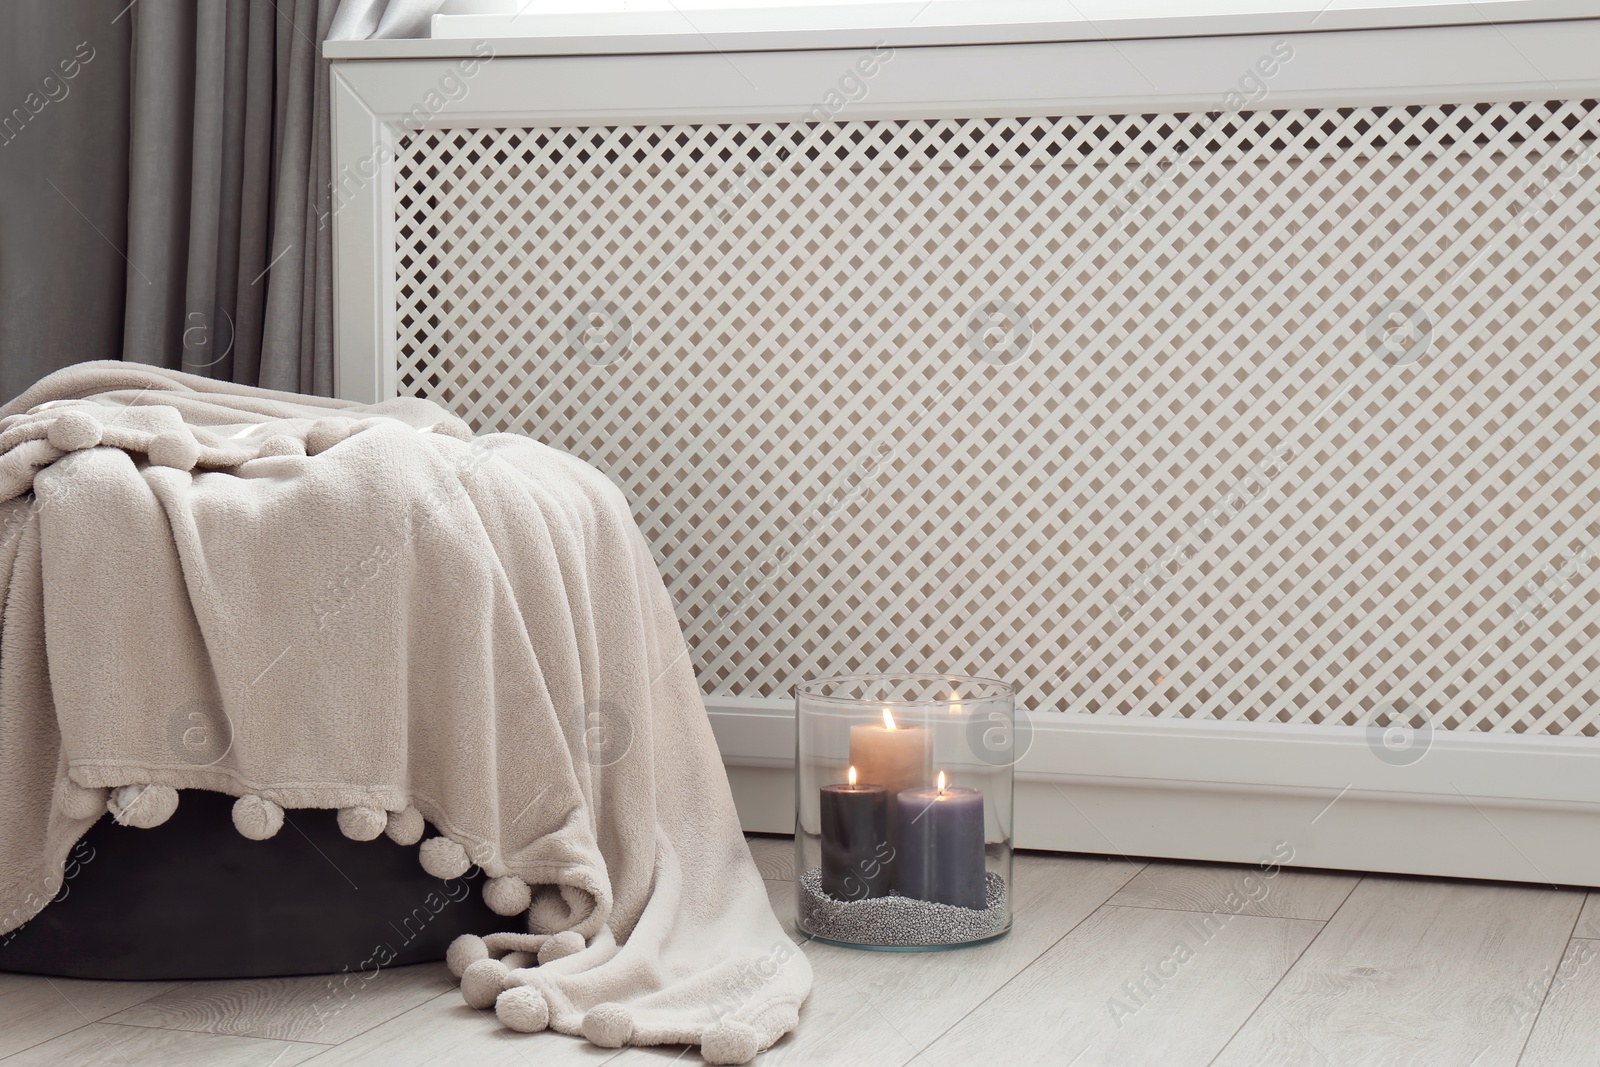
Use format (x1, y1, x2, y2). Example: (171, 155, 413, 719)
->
(108, 784, 179, 828)
(336, 805, 388, 841)
(445, 934, 488, 979)
(483, 876, 532, 917)
(581, 1003, 634, 1048)
(495, 986, 550, 1032)
(55, 778, 107, 821)
(701, 1020, 763, 1065)
(305, 418, 353, 455)
(46, 411, 102, 452)
(231, 795, 284, 840)
(146, 432, 200, 470)
(418, 836, 471, 879)
(459, 957, 510, 1009)
(385, 805, 425, 846)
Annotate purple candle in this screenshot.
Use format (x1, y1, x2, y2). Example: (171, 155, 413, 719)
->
(896, 772, 986, 909)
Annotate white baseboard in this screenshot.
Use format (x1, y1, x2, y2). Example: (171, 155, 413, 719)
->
(708, 696, 1600, 885)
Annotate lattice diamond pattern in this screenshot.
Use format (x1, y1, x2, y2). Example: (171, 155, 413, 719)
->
(394, 102, 1600, 733)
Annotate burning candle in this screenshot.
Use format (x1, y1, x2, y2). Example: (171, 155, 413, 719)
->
(819, 765, 892, 900)
(849, 708, 932, 886)
(897, 771, 986, 909)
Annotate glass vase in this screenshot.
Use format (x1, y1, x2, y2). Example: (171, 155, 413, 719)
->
(793, 673, 1016, 951)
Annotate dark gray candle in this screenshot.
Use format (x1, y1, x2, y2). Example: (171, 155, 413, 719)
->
(896, 775, 986, 909)
(820, 767, 892, 900)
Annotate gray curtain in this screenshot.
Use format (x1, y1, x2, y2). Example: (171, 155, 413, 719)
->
(120, 0, 340, 395)
(0, 0, 430, 402)
(0, 5, 131, 401)
(0, 1, 325, 396)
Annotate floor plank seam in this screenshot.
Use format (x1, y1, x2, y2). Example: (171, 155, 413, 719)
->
(1317, 874, 1366, 925)
(303, 973, 458, 1049)
(912, 860, 1150, 1063)
(0, 1018, 97, 1064)
(1102, 901, 1336, 921)
(1200, 912, 1329, 1067)
(1510, 905, 1587, 1067)
(17, 977, 207, 1064)
(15, 861, 1600, 1065)
(1198, 874, 1372, 1065)
(1319, 872, 1362, 921)
(68, 1021, 142, 1067)
(841, 972, 928, 1063)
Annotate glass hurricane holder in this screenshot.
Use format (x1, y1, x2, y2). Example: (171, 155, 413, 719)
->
(793, 674, 1016, 951)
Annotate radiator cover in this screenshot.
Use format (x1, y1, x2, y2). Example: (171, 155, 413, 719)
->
(389, 103, 1600, 736)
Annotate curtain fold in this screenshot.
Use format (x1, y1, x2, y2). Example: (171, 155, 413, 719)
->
(122, 0, 199, 372)
(124, 0, 335, 393)
(230, 0, 279, 388)
(258, 0, 340, 395)
(0, 4, 131, 401)
(1, 0, 444, 401)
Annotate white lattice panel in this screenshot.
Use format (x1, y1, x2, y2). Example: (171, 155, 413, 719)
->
(392, 102, 1600, 734)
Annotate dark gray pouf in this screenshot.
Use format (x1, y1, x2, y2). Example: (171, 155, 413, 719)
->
(0, 789, 511, 980)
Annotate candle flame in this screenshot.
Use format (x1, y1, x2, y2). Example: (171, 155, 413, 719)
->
(882, 707, 897, 730)
(937, 770, 947, 794)
(848, 765, 857, 787)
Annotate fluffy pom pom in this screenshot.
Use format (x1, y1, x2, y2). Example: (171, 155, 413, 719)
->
(483, 876, 532, 917)
(495, 986, 550, 1033)
(231, 795, 284, 840)
(419, 835, 471, 879)
(256, 434, 306, 458)
(460, 958, 511, 1009)
(146, 432, 200, 471)
(336, 805, 388, 842)
(538, 930, 585, 966)
(385, 805, 425, 846)
(581, 1003, 634, 1048)
(701, 1020, 763, 1065)
(55, 779, 107, 821)
(305, 418, 353, 456)
(47, 411, 103, 452)
(108, 784, 179, 828)
(446, 934, 488, 979)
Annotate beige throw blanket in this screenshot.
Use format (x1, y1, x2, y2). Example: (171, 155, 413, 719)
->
(0, 363, 808, 1064)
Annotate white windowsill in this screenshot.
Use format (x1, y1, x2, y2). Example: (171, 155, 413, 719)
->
(322, 0, 1595, 58)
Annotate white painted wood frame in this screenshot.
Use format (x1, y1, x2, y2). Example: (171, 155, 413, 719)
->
(329, 14, 1600, 885)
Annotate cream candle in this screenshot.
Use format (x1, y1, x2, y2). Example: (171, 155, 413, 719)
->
(848, 707, 932, 887)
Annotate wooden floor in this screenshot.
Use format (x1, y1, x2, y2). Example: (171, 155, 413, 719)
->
(5, 836, 1600, 1066)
